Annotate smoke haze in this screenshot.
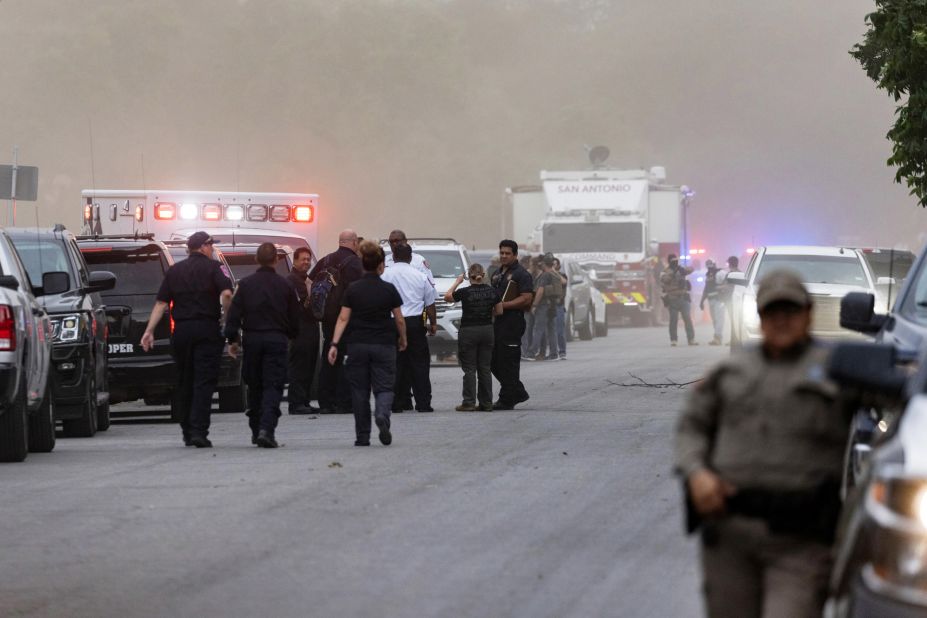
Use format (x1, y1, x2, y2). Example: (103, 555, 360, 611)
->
(0, 0, 920, 256)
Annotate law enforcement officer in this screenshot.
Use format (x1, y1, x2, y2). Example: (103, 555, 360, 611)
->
(223, 243, 300, 448)
(699, 259, 725, 346)
(286, 246, 321, 414)
(141, 231, 233, 448)
(490, 239, 534, 410)
(382, 242, 437, 412)
(660, 253, 697, 346)
(675, 270, 851, 618)
(308, 229, 364, 414)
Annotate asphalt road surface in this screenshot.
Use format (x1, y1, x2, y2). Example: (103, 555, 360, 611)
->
(1, 324, 726, 618)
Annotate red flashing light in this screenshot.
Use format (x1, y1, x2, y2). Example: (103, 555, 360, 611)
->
(293, 205, 313, 222)
(0, 305, 16, 351)
(202, 204, 222, 221)
(154, 202, 176, 220)
(79, 247, 113, 253)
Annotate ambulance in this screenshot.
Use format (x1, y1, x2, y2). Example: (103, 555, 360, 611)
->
(80, 190, 319, 259)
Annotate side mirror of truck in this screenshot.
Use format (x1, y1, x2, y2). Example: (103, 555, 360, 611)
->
(840, 292, 885, 334)
(86, 270, 117, 293)
(828, 341, 906, 399)
(0, 275, 19, 291)
(726, 272, 746, 286)
(40, 271, 70, 296)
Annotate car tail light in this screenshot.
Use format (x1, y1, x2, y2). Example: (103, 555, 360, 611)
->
(225, 205, 244, 221)
(293, 205, 313, 222)
(269, 205, 290, 222)
(202, 204, 222, 221)
(247, 205, 268, 222)
(0, 305, 16, 351)
(154, 202, 176, 220)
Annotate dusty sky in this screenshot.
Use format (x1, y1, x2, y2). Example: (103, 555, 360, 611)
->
(0, 0, 921, 256)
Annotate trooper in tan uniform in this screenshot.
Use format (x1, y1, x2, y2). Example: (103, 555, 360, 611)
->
(675, 270, 851, 618)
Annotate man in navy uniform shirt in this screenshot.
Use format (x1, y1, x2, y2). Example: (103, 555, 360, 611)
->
(490, 239, 534, 410)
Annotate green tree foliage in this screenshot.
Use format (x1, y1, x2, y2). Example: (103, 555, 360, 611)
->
(852, 0, 927, 207)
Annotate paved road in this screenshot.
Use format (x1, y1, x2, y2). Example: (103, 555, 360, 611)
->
(1, 324, 726, 618)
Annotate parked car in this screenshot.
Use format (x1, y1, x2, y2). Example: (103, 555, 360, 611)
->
(9, 226, 115, 437)
(825, 340, 927, 617)
(79, 236, 247, 415)
(559, 255, 607, 341)
(728, 246, 876, 349)
(0, 229, 56, 461)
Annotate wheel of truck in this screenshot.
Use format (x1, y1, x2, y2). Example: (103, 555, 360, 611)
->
(62, 377, 98, 438)
(218, 383, 248, 414)
(595, 316, 609, 337)
(578, 308, 594, 341)
(28, 381, 56, 453)
(0, 375, 29, 462)
(566, 305, 575, 342)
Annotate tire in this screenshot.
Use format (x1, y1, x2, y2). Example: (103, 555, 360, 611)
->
(0, 376, 28, 462)
(62, 377, 98, 438)
(578, 308, 594, 341)
(566, 306, 575, 343)
(595, 316, 609, 337)
(218, 383, 247, 414)
(28, 381, 56, 453)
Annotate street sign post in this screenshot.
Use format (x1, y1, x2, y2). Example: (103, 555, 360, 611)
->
(1, 147, 39, 226)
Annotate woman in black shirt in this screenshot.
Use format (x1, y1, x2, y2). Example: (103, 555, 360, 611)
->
(328, 241, 407, 446)
(445, 263, 502, 411)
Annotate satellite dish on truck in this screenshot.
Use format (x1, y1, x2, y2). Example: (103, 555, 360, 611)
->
(587, 145, 610, 168)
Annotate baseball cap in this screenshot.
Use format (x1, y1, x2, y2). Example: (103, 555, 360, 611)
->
(187, 231, 214, 250)
(756, 270, 812, 312)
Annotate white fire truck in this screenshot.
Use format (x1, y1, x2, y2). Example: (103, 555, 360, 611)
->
(506, 156, 691, 325)
(80, 190, 319, 256)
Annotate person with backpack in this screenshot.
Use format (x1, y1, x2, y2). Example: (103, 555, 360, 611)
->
(327, 240, 407, 446)
(308, 229, 364, 414)
(526, 253, 563, 361)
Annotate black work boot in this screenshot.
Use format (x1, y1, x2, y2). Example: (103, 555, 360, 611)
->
(189, 436, 213, 448)
(256, 430, 278, 448)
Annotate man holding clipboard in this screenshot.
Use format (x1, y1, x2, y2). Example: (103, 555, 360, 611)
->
(490, 240, 535, 409)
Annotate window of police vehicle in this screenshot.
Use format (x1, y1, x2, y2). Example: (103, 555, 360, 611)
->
(755, 254, 868, 286)
(81, 246, 170, 295)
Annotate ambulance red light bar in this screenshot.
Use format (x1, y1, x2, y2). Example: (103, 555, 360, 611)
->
(154, 202, 176, 220)
(202, 204, 222, 221)
(293, 205, 313, 222)
(269, 205, 290, 222)
(225, 205, 244, 221)
(247, 205, 268, 222)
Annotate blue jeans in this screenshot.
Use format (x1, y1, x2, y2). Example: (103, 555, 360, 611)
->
(555, 304, 566, 356)
(529, 305, 559, 359)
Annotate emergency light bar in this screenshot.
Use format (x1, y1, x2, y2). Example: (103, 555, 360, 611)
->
(247, 205, 268, 222)
(225, 205, 244, 221)
(143, 201, 313, 223)
(269, 205, 290, 223)
(202, 204, 222, 221)
(293, 205, 313, 222)
(180, 203, 198, 220)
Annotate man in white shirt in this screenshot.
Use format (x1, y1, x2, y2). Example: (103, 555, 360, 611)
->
(385, 229, 435, 285)
(382, 242, 437, 412)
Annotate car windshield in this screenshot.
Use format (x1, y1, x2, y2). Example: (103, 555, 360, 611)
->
(542, 222, 643, 254)
(416, 249, 466, 279)
(81, 246, 168, 296)
(861, 250, 916, 282)
(223, 252, 289, 278)
(12, 238, 74, 288)
(755, 254, 868, 286)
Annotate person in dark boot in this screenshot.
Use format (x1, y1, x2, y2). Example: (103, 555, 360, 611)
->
(224, 243, 300, 448)
(327, 241, 407, 446)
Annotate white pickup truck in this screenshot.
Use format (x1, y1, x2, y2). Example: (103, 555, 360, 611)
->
(0, 229, 56, 462)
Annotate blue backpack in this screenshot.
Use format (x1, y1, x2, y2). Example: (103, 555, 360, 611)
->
(308, 258, 346, 321)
